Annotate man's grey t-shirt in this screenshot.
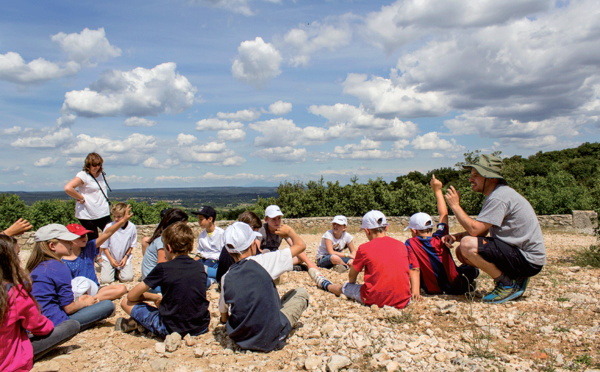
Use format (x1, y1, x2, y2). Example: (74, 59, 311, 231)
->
(477, 184, 546, 266)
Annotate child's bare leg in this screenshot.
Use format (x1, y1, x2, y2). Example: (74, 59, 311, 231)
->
(95, 284, 127, 302)
(294, 252, 318, 269)
(120, 296, 143, 316)
(308, 268, 341, 296)
(327, 283, 342, 296)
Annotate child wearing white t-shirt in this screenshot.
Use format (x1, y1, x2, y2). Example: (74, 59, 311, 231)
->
(193, 206, 224, 288)
(100, 203, 137, 284)
(316, 215, 356, 272)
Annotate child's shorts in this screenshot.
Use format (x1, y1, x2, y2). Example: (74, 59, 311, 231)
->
(341, 282, 364, 304)
(317, 255, 352, 269)
(130, 303, 169, 338)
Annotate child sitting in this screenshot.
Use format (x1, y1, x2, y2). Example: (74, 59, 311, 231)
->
(404, 175, 479, 295)
(63, 204, 133, 301)
(310, 210, 420, 309)
(99, 203, 137, 284)
(192, 206, 224, 288)
(315, 215, 356, 273)
(219, 222, 309, 352)
(1, 234, 79, 370)
(117, 222, 210, 338)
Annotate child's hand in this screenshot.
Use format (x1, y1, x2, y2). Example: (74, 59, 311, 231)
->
(442, 234, 456, 248)
(412, 293, 423, 302)
(154, 296, 162, 308)
(109, 258, 120, 268)
(3, 218, 32, 236)
(118, 256, 127, 268)
(79, 294, 98, 306)
(123, 205, 133, 221)
(430, 174, 443, 192)
(275, 224, 293, 239)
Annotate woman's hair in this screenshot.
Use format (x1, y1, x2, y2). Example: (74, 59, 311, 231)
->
(0, 235, 38, 324)
(25, 240, 62, 274)
(83, 152, 104, 174)
(162, 222, 194, 254)
(149, 208, 189, 244)
(237, 211, 262, 230)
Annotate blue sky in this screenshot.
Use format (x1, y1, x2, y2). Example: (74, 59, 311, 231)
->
(1, 0, 599, 191)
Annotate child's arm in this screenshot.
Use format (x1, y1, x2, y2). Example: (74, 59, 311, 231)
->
(103, 248, 120, 268)
(96, 205, 133, 247)
(410, 268, 422, 302)
(275, 225, 306, 258)
(431, 174, 448, 225)
(347, 265, 359, 284)
(2, 218, 32, 236)
(63, 295, 98, 314)
(127, 282, 160, 304)
(347, 240, 356, 259)
(118, 246, 134, 268)
(325, 239, 351, 259)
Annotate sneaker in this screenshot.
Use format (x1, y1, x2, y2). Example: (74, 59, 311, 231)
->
(333, 264, 349, 273)
(115, 317, 138, 333)
(308, 268, 332, 291)
(513, 277, 530, 299)
(293, 265, 303, 271)
(482, 281, 521, 304)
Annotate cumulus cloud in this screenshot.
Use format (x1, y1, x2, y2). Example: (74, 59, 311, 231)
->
(62, 62, 196, 117)
(284, 21, 353, 66)
(1, 126, 22, 135)
(11, 127, 74, 148)
(411, 132, 465, 152)
(34, 157, 58, 167)
(267, 100, 292, 115)
(217, 129, 246, 142)
(188, 0, 254, 16)
(63, 133, 157, 162)
(0, 52, 79, 84)
(217, 109, 260, 121)
(252, 146, 306, 162)
(143, 157, 180, 169)
(249, 118, 333, 147)
(51, 28, 121, 66)
(56, 114, 76, 128)
(232, 37, 282, 88)
(124, 117, 158, 127)
(177, 133, 197, 145)
(196, 118, 244, 131)
(169, 140, 246, 166)
(332, 138, 414, 160)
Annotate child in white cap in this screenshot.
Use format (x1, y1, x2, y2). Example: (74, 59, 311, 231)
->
(315, 215, 356, 273)
(309, 210, 419, 309)
(404, 175, 479, 296)
(219, 221, 309, 352)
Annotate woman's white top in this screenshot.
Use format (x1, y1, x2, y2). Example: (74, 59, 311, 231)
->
(74, 171, 110, 220)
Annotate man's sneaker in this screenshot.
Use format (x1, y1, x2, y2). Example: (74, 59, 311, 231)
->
(482, 281, 521, 304)
(513, 277, 530, 299)
(293, 265, 303, 271)
(115, 317, 138, 333)
(308, 268, 332, 291)
(333, 264, 348, 273)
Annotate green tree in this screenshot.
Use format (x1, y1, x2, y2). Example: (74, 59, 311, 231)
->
(0, 193, 28, 230)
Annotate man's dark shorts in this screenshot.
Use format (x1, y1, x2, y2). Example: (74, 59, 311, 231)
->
(477, 237, 543, 279)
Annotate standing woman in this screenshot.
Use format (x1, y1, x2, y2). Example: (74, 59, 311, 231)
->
(64, 153, 111, 241)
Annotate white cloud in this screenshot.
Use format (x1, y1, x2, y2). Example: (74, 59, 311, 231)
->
(56, 114, 76, 127)
(11, 127, 74, 148)
(217, 129, 246, 142)
(124, 117, 158, 127)
(284, 21, 353, 67)
(143, 157, 180, 169)
(196, 118, 244, 131)
(34, 157, 58, 167)
(63, 133, 157, 158)
(411, 132, 465, 152)
(0, 52, 79, 84)
(177, 133, 197, 145)
(106, 175, 145, 183)
(432, 152, 444, 158)
(232, 37, 282, 88)
(249, 118, 332, 147)
(62, 62, 196, 117)
(169, 140, 246, 166)
(51, 28, 121, 66)
(267, 100, 292, 115)
(217, 109, 260, 121)
(188, 0, 254, 16)
(1, 126, 22, 135)
(331, 138, 413, 160)
(253, 146, 306, 162)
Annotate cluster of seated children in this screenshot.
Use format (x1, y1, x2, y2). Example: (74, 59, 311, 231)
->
(1, 174, 482, 369)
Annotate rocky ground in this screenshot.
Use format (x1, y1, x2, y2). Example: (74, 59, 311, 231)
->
(25, 230, 599, 372)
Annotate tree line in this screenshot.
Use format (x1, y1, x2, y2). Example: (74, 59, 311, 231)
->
(1, 142, 599, 230)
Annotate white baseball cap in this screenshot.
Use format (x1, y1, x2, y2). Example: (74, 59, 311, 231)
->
(331, 215, 347, 226)
(361, 210, 389, 229)
(265, 205, 284, 218)
(404, 212, 434, 231)
(224, 222, 262, 254)
(34, 224, 81, 242)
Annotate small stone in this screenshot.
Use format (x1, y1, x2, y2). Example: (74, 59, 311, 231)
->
(305, 356, 322, 370)
(555, 353, 564, 366)
(184, 334, 196, 346)
(386, 361, 400, 372)
(193, 347, 204, 358)
(568, 266, 581, 272)
(155, 342, 166, 353)
(165, 332, 182, 352)
(150, 358, 169, 371)
(327, 355, 352, 371)
(36, 361, 61, 372)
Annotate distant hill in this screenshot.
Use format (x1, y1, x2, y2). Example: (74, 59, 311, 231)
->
(12, 186, 278, 209)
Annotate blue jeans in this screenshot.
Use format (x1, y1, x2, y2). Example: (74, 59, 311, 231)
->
(68, 300, 115, 331)
(202, 258, 218, 287)
(317, 255, 351, 269)
(31, 319, 80, 361)
(130, 303, 169, 338)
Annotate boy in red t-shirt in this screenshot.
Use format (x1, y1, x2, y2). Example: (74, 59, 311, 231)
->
(309, 210, 420, 309)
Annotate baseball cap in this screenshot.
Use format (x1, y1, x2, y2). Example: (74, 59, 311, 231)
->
(34, 224, 81, 242)
(224, 222, 262, 254)
(361, 210, 389, 229)
(404, 212, 434, 231)
(331, 215, 347, 226)
(66, 223, 93, 236)
(264, 205, 284, 218)
(192, 206, 217, 220)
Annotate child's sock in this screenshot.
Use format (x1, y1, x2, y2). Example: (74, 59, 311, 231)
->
(308, 268, 332, 291)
